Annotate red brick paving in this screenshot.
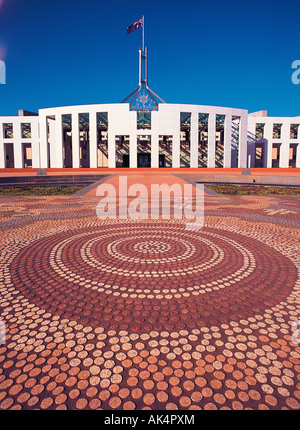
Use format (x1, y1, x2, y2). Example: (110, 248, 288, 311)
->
(0, 172, 300, 410)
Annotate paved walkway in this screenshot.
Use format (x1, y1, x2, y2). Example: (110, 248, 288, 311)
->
(1, 167, 299, 187)
(84, 171, 213, 197)
(0, 172, 299, 410)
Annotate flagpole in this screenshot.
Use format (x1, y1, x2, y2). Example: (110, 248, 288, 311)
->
(142, 15, 145, 54)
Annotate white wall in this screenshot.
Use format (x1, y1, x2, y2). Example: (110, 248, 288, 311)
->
(0, 116, 39, 168)
(38, 103, 250, 169)
(248, 116, 300, 168)
(1, 103, 299, 170)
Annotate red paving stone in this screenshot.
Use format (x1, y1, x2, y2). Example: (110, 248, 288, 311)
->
(0, 172, 300, 410)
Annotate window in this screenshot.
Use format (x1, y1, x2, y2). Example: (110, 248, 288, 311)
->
(137, 111, 151, 129)
(215, 115, 225, 168)
(159, 135, 172, 167)
(180, 112, 191, 142)
(180, 112, 191, 167)
(3, 123, 13, 139)
(290, 124, 299, 139)
(97, 112, 108, 144)
(21, 123, 31, 139)
(116, 136, 130, 168)
(97, 113, 108, 168)
(273, 124, 282, 139)
(79, 113, 90, 168)
(198, 113, 209, 167)
(255, 123, 265, 139)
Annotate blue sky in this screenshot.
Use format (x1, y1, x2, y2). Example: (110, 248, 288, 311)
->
(0, 0, 299, 116)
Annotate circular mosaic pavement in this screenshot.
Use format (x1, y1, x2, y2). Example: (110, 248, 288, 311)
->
(9, 223, 297, 330)
(0, 196, 300, 410)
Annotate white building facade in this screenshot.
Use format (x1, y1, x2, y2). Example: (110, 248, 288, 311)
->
(0, 103, 299, 169)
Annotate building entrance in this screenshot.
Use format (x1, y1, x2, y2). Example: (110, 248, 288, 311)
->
(123, 154, 129, 167)
(159, 154, 165, 167)
(138, 153, 151, 167)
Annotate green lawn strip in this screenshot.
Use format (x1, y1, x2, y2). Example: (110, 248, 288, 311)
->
(204, 183, 300, 196)
(0, 185, 86, 196)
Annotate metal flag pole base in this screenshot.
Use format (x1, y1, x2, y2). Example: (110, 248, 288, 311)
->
(122, 16, 166, 111)
(146, 85, 166, 104)
(121, 86, 141, 104)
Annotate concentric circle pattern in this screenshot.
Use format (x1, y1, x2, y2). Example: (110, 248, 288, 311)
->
(9, 224, 297, 328)
(0, 192, 300, 411)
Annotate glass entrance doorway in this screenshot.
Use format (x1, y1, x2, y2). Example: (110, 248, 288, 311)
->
(138, 153, 151, 168)
(159, 154, 165, 167)
(123, 154, 129, 167)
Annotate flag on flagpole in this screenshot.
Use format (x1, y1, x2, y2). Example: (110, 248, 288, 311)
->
(127, 18, 143, 34)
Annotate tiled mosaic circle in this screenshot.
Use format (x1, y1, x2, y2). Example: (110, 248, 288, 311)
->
(0, 193, 300, 411)
(9, 223, 297, 332)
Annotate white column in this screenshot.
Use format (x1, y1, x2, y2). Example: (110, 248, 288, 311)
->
(224, 114, 232, 168)
(49, 118, 57, 168)
(0, 122, 4, 168)
(31, 120, 40, 168)
(151, 134, 159, 168)
(71, 112, 80, 168)
(238, 114, 248, 168)
(262, 139, 268, 168)
(296, 144, 300, 168)
(279, 122, 290, 168)
(108, 133, 116, 168)
(129, 134, 135, 168)
(13, 121, 22, 168)
(129, 134, 137, 168)
(264, 122, 273, 168)
(172, 132, 180, 168)
(207, 113, 216, 168)
(89, 111, 97, 168)
(54, 114, 63, 168)
(39, 115, 48, 168)
(190, 112, 198, 168)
